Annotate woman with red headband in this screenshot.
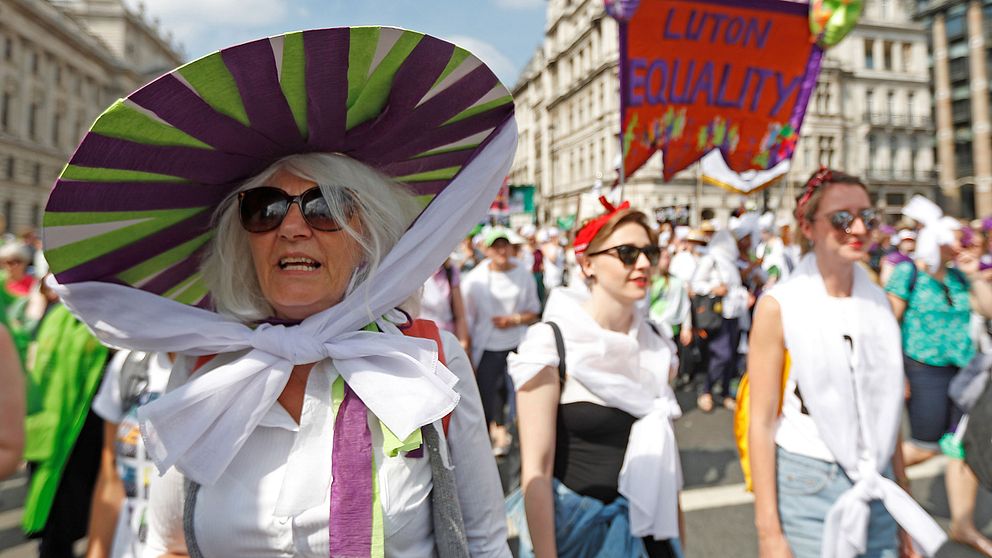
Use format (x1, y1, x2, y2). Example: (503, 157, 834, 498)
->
(747, 169, 945, 558)
(507, 199, 683, 557)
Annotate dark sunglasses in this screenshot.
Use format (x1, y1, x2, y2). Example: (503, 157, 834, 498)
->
(819, 208, 880, 234)
(587, 244, 661, 266)
(238, 186, 352, 233)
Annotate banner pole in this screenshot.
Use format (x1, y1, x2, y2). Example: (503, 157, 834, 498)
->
(617, 17, 628, 203)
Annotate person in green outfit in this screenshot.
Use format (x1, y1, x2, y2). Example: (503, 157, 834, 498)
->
(22, 300, 110, 558)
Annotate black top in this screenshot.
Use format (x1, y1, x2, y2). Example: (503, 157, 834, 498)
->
(553, 400, 637, 503)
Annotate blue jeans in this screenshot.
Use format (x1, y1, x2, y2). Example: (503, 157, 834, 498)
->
(776, 447, 898, 558)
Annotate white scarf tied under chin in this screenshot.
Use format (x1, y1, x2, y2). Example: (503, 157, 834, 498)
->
(902, 195, 960, 273)
(47, 120, 518, 493)
(771, 254, 946, 558)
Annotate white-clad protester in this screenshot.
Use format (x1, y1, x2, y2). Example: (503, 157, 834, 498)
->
(462, 227, 541, 455)
(748, 169, 945, 558)
(669, 228, 707, 284)
(540, 227, 566, 292)
(508, 200, 683, 557)
(878, 229, 917, 287)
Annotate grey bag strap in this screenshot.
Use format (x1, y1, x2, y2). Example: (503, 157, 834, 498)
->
(424, 423, 471, 558)
(182, 424, 469, 557)
(183, 478, 205, 558)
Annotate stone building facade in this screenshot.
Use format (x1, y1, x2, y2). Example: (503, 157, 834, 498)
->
(510, 0, 937, 226)
(0, 0, 182, 234)
(915, 0, 992, 218)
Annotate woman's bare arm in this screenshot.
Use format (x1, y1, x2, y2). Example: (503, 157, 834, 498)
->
(0, 325, 23, 479)
(517, 365, 560, 558)
(85, 421, 125, 558)
(746, 296, 792, 557)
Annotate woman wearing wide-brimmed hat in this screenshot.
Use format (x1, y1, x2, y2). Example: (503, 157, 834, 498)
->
(43, 27, 517, 557)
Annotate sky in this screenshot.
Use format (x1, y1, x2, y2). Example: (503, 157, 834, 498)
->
(125, 0, 548, 87)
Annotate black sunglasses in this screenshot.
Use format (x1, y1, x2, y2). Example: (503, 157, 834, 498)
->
(587, 244, 661, 266)
(238, 186, 353, 233)
(819, 208, 880, 234)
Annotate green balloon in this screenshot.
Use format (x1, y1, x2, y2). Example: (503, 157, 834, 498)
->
(810, 0, 863, 48)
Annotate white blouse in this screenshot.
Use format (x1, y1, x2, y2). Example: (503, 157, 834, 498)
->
(143, 331, 510, 558)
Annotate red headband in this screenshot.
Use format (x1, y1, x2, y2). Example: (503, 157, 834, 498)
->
(574, 196, 631, 255)
(795, 166, 834, 223)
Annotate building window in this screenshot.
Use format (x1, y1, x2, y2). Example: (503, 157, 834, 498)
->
(886, 90, 895, 117)
(28, 103, 39, 140)
(949, 40, 968, 59)
(883, 41, 893, 71)
(33, 162, 41, 185)
(52, 112, 62, 146)
(3, 36, 12, 62)
(31, 203, 40, 227)
(868, 135, 877, 170)
(865, 40, 875, 70)
(819, 136, 835, 167)
(866, 90, 874, 119)
(902, 43, 913, 72)
(0, 91, 8, 131)
(4, 200, 13, 229)
(907, 92, 915, 121)
(5, 157, 13, 181)
(29, 49, 38, 75)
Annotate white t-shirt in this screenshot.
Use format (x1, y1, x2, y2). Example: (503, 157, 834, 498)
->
(92, 351, 173, 558)
(462, 262, 541, 358)
(775, 297, 859, 463)
(142, 331, 509, 558)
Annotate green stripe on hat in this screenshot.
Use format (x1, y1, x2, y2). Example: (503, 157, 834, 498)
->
(346, 31, 423, 130)
(91, 101, 212, 149)
(398, 166, 460, 183)
(45, 208, 206, 273)
(60, 165, 186, 183)
(347, 27, 379, 109)
(280, 32, 308, 139)
(444, 95, 513, 126)
(433, 47, 471, 89)
(44, 207, 206, 227)
(178, 52, 250, 127)
(116, 232, 213, 285)
(173, 277, 210, 305)
(413, 143, 480, 159)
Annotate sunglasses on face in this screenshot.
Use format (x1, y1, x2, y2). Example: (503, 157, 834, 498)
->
(587, 244, 661, 266)
(819, 208, 880, 234)
(238, 186, 353, 233)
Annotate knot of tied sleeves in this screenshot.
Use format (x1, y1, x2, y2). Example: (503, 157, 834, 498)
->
(251, 323, 329, 364)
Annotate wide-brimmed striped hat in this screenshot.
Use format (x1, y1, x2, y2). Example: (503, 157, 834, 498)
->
(43, 27, 515, 308)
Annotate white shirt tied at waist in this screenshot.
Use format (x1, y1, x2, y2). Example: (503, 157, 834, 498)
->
(823, 459, 944, 558)
(620, 395, 683, 540)
(771, 254, 946, 558)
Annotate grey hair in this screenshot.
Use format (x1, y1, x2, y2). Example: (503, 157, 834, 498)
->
(200, 153, 425, 323)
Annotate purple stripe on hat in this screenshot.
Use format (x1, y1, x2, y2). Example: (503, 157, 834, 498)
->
(45, 180, 228, 212)
(302, 29, 349, 152)
(130, 74, 286, 158)
(70, 134, 267, 186)
(195, 293, 212, 310)
(379, 149, 472, 179)
(139, 245, 209, 295)
(357, 106, 511, 168)
(54, 210, 211, 285)
(346, 64, 498, 156)
(221, 39, 306, 151)
(377, 37, 454, 113)
(329, 384, 373, 556)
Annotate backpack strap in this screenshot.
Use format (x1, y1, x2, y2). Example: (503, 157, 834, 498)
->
(545, 321, 566, 387)
(401, 319, 452, 435)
